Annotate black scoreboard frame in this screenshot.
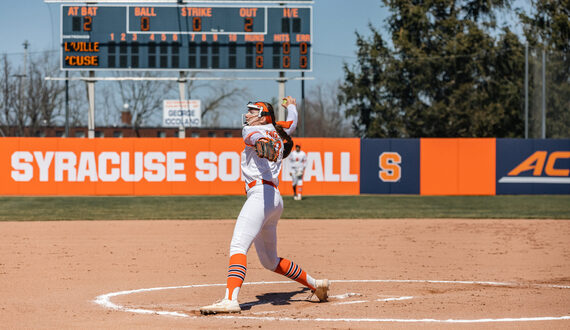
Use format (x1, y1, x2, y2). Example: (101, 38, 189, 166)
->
(60, 4, 313, 72)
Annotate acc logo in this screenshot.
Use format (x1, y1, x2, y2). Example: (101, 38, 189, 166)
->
(499, 151, 570, 184)
(378, 152, 401, 182)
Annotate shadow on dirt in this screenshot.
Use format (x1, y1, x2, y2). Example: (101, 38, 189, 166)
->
(240, 287, 311, 310)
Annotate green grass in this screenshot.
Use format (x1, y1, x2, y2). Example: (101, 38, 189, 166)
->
(0, 195, 569, 221)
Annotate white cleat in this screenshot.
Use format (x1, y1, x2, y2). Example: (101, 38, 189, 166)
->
(313, 279, 330, 302)
(200, 298, 241, 315)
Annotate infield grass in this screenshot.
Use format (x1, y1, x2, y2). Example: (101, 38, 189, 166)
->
(0, 195, 569, 221)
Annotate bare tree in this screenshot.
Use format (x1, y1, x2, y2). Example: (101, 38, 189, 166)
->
(0, 50, 65, 136)
(114, 71, 173, 134)
(0, 54, 17, 135)
(185, 72, 248, 127)
(12, 58, 27, 136)
(98, 81, 120, 127)
(110, 72, 249, 130)
(66, 74, 88, 128)
(2, 52, 251, 135)
(25, 52, 65, 135)
(302, 81, 353, 137)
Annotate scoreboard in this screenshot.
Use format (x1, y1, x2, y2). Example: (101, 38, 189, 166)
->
(60, 5, 312, 71)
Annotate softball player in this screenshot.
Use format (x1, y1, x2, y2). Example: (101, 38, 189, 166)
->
(200, 96, 329, 315)
(289, 144, 307, 200)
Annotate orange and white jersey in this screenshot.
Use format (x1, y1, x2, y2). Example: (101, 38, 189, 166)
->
(289, 150, 307, 172)
(241, 104, 298, 188)
(241, 124, 284, 187)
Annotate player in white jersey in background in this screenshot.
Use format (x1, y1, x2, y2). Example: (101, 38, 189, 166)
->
(200, 96, 329, 315)
(289, 144, 307, 200)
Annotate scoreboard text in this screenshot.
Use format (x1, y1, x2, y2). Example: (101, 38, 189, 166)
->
(61, 5, 312, 71)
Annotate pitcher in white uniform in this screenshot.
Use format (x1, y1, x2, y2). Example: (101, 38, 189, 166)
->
(200, 96, 329, 315)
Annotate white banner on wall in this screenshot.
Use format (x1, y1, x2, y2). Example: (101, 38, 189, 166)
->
(162, 100, 201, 128)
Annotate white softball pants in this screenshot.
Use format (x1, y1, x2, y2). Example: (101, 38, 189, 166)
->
(229, 184, 283, 271)
(291, 172, 303, 186)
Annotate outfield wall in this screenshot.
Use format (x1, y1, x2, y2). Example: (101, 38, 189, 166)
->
(1, 138, 568, 195)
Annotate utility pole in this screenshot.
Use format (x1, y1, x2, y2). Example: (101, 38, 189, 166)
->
(22, 41, 29, 125)
(278, 72, 286, 121)
(14, 41, 29, 136)
(23, 40, 29, 76)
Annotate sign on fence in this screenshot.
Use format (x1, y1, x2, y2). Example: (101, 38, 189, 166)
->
(162, 100, 201, 128)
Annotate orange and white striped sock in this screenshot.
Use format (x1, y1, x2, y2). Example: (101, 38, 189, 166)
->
(274, 257, 316, 291)
(297, 185, 303, 196)
(225, 253, 247, 301)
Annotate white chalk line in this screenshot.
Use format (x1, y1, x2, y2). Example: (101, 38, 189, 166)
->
(378, 296, 414, 302)
(335, 295, 414, 305)
(93, 279, 570, 323)
(335, 300, 370, 305)
(216, 315, 570, 323)
(329, 292, 361, 299)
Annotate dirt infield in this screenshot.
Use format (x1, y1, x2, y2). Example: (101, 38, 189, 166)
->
(1, 219, 569, 329)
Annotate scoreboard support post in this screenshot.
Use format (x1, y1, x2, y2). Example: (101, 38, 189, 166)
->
(87, 71, 96, 139)
(277, 72, 285, 121)
(178, 71, 187, 139)
(65, 71, 70, 137)
(301, 70, 305, 137)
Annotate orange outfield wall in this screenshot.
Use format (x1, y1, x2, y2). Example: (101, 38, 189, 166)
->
(420, 138, 496, 195)
(284, 138, 360, 196)
(0, 137, 360, 196)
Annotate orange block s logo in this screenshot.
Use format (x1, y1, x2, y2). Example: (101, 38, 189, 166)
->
(379, 152, 401, 182)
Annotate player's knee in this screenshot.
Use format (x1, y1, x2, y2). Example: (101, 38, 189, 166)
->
(258, 254, 279, 271)
(255, 246, 279, 270)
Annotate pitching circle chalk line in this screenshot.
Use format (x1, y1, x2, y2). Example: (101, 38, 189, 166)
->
(93, 279, 570, 323)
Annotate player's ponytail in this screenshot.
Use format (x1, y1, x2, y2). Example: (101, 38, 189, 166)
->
(274, 124, 294, 158)
(263, 102, 294, 159)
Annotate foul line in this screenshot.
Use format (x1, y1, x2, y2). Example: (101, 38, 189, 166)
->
(217, 315, 570, 323)
(93, 279, 570, 323)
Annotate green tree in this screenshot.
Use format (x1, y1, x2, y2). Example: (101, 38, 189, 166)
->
(340, 0, 526, 138)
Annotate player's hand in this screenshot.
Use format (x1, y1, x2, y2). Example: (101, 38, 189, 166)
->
(281, 96, 296, 108)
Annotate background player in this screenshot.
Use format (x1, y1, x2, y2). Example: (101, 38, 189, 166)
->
(200, 96, 329, 315)
(289, 144, 307, 200)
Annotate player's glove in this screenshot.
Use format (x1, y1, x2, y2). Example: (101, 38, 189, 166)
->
(255, 138, 278, 162)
